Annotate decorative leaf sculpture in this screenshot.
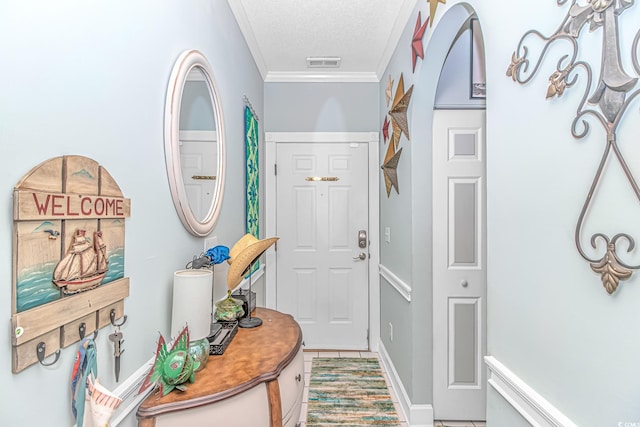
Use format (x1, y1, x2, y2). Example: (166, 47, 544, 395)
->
(590, 245, 632, 295)
(546, 69, 569, 99)
(505, 52, 526, 82)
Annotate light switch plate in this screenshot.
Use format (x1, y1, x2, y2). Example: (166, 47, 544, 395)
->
(204, 236, 218, 252)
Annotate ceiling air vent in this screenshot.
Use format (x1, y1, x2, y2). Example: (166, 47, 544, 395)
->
(306, 56, 341, 68)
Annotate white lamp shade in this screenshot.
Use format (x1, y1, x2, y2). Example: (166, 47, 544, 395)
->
(171, 269, 213, 340)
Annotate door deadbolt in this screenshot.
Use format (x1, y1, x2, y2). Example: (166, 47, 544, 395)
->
(358, 230, 367, 248)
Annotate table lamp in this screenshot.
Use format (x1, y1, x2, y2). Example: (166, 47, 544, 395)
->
(171, 269, 213, 371)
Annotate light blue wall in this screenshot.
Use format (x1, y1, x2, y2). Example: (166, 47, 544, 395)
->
(477, 0, 640, 424)
(487, 388, 531, 427)
(379, 277, 413, 394)
(264, 82, 379, 132)
(379, 4, 487, 407)
(379, 0, 424, 406)
(3, 1, 640, 426)
(381, 0, 640, 425)
(0, 1, 262, 425)
(434, 25, 486, 109)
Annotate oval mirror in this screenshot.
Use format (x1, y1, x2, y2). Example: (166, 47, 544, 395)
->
(165, 50, 225, 236)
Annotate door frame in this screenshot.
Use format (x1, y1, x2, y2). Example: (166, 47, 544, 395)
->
(265, 131, 380, 351)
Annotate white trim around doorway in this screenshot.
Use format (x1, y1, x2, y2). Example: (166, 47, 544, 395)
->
(265, 131, 380, 352)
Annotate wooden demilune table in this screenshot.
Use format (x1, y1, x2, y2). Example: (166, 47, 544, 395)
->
(137, 308, 304, 427)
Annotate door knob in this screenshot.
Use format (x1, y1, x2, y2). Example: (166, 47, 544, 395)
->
(461, 280, 469, 288)
(353, 253, 366, 261)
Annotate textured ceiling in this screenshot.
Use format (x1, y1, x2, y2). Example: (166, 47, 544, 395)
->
(228, 0, 419, 82)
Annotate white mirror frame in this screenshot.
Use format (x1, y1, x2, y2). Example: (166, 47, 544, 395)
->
(165, 50, 226, 237)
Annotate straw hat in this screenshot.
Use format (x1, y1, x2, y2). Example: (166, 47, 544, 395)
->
(226, 234, 279, 289)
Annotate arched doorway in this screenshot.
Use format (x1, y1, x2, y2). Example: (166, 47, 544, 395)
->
(410, 3, 487, 422)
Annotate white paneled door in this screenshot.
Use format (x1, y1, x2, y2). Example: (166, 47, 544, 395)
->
(276, 142, 369, 350)
(433, 110, 487, 420)
(179, 130, 218, 221)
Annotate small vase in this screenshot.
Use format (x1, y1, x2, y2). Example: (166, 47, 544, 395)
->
(188, 337, 210, 372)
(214, 296, 245, 321)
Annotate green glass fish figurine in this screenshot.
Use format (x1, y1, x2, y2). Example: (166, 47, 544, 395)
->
(138, 325, 200, 396)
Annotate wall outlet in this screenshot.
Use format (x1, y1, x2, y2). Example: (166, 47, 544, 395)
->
(389, 322, 393, 342)
(384, 227, 391, 243)
(204, 236, 217, 252)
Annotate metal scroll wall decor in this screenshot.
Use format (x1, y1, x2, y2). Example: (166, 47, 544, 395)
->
(506, 0, 640, 294)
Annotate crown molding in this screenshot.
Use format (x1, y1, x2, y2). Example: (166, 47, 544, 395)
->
(227, 0, 268, 80)
(376, 0, 420, 79)
(229, 0, 418, 83)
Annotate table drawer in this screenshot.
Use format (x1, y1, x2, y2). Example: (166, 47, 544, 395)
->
(278, 348, 304, 419)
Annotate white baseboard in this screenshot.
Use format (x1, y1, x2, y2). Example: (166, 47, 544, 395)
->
(378, 340, 434, 427)
(485, 356, 578, 427)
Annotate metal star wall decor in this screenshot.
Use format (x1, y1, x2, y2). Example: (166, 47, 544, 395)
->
(386, 75, 394, 107)
(391, 119, 402, 150)
(507, 0, 640, 295)
(381, 137, 402, 197)
(427, 0, 446, 27)
(383, 116, 390, 143)
(389, 73, 414, 141)
(389, 131, 399, 151)
(412, 11, 429, 72)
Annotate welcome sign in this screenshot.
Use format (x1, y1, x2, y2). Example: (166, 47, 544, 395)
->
(11, 155, 130, 373)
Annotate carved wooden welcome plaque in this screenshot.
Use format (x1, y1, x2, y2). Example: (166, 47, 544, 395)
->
(11, 155, 130, 373)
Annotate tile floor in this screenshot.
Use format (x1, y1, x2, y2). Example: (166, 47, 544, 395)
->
(434, 422, 486, 427)
(299, 351, 486, 427)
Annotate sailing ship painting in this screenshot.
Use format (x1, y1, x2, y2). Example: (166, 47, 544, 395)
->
(15, 220, 126, 312)
(53, 229, 108, 294)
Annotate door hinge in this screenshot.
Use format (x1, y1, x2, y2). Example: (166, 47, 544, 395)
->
(274, 163, 277, 176)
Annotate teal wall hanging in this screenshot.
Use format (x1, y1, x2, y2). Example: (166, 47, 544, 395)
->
(244, 96, 260, 274)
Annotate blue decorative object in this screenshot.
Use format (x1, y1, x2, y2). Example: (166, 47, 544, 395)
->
(205, 245, 230, 265)
(185, 245, 229, 269)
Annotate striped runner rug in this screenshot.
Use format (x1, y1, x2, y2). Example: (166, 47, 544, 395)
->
(306, 357, 401, 426)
